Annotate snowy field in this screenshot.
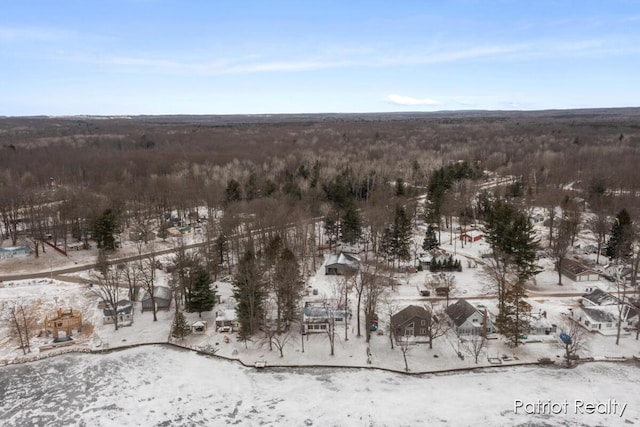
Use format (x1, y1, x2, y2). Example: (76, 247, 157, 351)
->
(1, 345, 639, 427)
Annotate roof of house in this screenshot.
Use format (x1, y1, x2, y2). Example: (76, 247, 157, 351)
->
(445, 299, 479, 327)
(216, 309, 237, 322)
(582, 307, 618, 323)
(562, 259, 597, 276)
(530, 315, 554, 330)
(326, 252, 360, 268)
(142, 286, 172, 302)
(103, 300, 133, 316)
(391, 305, 430, 327)
(582, 288, 618, 306)
(460, 230, 483, 238)
(302, 303, 348, 319)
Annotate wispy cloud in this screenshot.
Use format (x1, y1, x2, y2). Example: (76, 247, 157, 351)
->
(37, 32, 640, 77)
(385, 94, 440, 106)
(87, 43, 525, 76)
(0, 26, 70, 43)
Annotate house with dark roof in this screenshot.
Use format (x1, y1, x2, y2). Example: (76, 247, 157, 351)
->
(391, 305, 431, 343)
(324, 252, 360, 276)
(141, 286, 172, 312)
(581, 288, 619, 307)
(577, 288, 639, 334)
(561, 259, 599, 282)
(103, 300, 134, 326)
(445, 299, 496, 336)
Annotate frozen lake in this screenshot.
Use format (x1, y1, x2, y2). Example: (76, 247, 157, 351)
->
(1, 345, 639, 426)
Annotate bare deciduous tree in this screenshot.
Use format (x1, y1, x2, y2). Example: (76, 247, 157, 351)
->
(8, 302, 37, 355)
(461, 333, 487, 364)
(559, 318, 587, 366)
(91, 255, 125, 330)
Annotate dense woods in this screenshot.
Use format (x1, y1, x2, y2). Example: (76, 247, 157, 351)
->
(3, 109, 640, 343)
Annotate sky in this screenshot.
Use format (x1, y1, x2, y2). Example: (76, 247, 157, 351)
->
(1, 0, 640, 116)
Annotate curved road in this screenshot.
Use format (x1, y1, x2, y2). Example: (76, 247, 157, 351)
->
(0, 240, 207, 282)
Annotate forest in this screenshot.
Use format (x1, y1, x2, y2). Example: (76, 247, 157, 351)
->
(2, 109, 640, 343)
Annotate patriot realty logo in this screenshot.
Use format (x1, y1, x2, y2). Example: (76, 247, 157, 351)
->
(514, 399, 628, 417)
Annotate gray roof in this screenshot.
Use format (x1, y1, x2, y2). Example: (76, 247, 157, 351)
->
(142, 286, 172, 302)
(445, 299, 478, 327)
(391, 305, 430, 328)
(326, 252, 360, 268)
(562, 259, 597, 276)
(582, 307, 618, 323)
(582, 288, 618, 306)
(103, 300, 133, 316)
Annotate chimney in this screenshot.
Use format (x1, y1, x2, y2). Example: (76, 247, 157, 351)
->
(482, 308, 488, 337)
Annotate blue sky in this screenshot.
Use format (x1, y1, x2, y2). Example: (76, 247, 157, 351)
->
(1, 0, 640, 115)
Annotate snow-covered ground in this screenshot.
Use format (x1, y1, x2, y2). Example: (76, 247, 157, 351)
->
(1, 345, 639, 427)
(2, 214, 640, 426)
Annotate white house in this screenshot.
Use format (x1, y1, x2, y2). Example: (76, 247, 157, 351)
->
(302, 302, 348, 334)
(102, 300, 134, 326)
(215, 309, 238, 331)
(577, 288, 639, 334)
(445, 299, 496, 336)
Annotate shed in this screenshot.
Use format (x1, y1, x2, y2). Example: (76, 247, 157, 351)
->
(141, 286, 172, 312)
(459, 230, 483, 243)
(191, 320, 208, 334)
(561, 259, 599, 282)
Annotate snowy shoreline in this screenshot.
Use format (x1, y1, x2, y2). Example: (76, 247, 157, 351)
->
(3, 340, 637, 377)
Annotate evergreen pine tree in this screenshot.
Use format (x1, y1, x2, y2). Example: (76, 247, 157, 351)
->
(485, 198, 539, 346)
(342, 203, 362, 244)
(498, 281, 531, 346)
(91, 208, 119, 250)
(391, 205, 412, 261)
(422, 224, 439, 251)
(605, 208, 633, 261)
(171, 310, 191, 339)
(233, 249, 267, 339)
(188, 266, 216, 317)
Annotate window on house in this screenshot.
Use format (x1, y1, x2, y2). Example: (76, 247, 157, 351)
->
(606, 323, 612, 328)
(420, 328, 426, 334)
(421, 320, 426, 326)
